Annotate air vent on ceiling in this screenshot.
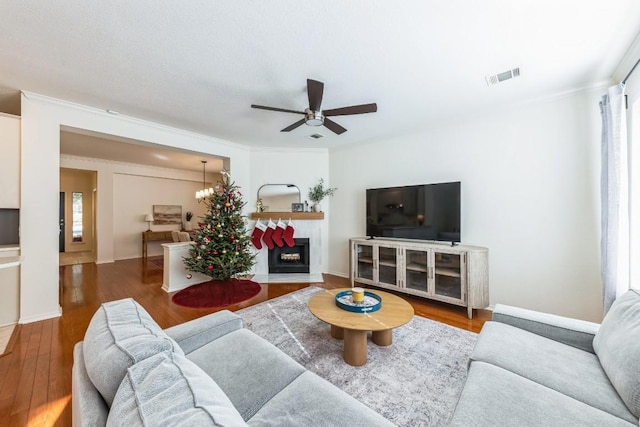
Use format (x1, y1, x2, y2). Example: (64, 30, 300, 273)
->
(307, 133, 324, 140)
(485, 67, 520, 86)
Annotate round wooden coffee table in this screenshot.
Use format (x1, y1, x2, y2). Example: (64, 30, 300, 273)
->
(308, 288, 414, 366)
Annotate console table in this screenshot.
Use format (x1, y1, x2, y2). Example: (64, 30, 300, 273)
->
(142, 231, 173, 258)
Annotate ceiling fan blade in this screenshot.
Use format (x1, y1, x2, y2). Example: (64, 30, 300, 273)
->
(323, 103, 378, 116)
(307, 79, 324, 111)
(251, 104, 305, 115)
(323, 118, 347, 135)
(281, 118, 306, 132)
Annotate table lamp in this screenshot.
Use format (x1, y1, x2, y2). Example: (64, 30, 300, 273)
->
(144, 213, 154, 231)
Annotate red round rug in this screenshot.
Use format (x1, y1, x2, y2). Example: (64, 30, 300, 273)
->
(171, 279, 262, 308)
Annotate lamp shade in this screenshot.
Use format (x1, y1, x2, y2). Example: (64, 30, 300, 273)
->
(144, 214, 154, 222)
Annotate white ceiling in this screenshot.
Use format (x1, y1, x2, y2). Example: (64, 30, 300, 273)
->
(1, 1, 640, 166)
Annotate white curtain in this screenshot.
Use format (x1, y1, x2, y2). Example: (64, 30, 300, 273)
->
(600, 83, 630, 314)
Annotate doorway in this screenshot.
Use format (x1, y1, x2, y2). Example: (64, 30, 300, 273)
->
(59, 168, 97, 265)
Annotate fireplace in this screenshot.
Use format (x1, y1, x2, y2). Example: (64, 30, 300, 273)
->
(268, 238, 310, 274)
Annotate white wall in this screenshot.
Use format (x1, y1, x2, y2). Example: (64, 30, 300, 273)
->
(329, 88, 604, 321)
(113, 173, 209, 259)
(20, 92, 250, 323)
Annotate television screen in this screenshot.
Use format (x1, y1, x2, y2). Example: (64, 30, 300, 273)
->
(0, 208, 19, 245)
(366, 182, 460, 242)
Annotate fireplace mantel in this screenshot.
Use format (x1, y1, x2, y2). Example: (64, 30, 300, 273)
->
(249, 212, 324, 220)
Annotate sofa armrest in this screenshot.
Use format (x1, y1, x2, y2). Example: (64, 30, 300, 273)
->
(492, 304, 599, 353)
(164, 310, 243, 354)
(72, 342, 109, 427)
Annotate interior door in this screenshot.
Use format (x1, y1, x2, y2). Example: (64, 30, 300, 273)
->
(59, 192, 65, 252)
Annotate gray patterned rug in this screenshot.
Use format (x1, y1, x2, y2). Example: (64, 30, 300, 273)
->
(237, 286, 477, 426)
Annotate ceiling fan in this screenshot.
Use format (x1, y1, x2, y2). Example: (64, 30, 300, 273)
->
(251, 79, 377, 135)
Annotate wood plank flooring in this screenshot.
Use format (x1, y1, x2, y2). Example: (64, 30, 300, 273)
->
(0, 257, 490, 426)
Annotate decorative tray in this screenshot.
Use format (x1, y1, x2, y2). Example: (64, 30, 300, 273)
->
(335, 290, 382, 313)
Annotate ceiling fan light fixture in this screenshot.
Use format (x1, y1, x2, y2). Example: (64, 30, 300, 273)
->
(251, 79, 377, 134)
(304, 109, 324, 126)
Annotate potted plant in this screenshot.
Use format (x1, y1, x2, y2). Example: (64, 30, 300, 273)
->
(308, 178, 337, 212)
(184, 211, 193, 230)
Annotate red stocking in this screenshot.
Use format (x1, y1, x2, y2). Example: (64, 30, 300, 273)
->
(272, 220, 286, 247)
(262, 220, 277, 250)
(283, 220, 295, 247)
(251, 221, 267, 249)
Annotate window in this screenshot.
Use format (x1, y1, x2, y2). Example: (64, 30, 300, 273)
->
(72, 192, 83, 243)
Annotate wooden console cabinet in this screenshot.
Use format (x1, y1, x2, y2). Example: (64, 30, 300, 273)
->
(350, 238, 488, 318)
(142, 231, 173, 258)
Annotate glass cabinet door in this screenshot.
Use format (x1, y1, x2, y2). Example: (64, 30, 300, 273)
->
(354, 244, 374, 281)
(432, 251, 465, 301)
(404, 249, 429, 292)
(377, 246, 398, 286)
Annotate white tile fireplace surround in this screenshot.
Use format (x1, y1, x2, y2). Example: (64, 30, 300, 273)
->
(251, 219, 323, 283)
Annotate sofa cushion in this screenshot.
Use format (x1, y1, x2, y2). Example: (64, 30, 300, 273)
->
(594, 290, 640, 418)
(451, 361, 635, 427)
(107, 351, 247, 427)
(186, 328, 306, 421)
(471, 321, 636, 423)
(83, 298, 183, 407)
(247, 371, 394, 426)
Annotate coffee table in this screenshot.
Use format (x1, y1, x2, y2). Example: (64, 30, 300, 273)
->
(308, 288, 414, 366)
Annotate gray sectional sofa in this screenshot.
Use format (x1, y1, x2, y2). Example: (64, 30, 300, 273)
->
(451, 289, 640, 426)
(72, 298, 393, 426)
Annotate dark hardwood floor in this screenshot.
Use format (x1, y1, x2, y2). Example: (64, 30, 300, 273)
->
(0, 257, 490, 426)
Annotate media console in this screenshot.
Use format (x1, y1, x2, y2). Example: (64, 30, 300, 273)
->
(350, 238, 488, 319)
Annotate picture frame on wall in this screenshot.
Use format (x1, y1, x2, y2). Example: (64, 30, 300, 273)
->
(291, 203, 304, 212)
(153, 205, 182, 224)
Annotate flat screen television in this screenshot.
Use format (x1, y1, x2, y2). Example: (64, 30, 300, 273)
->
(0, 208, 19, 245)
(366, 182, 461, 243)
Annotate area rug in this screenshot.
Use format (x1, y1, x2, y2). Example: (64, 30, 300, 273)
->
(237, 286, 477, 426)
(172, 279, 261, 308)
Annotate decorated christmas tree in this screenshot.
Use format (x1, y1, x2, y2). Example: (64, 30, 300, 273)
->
(183, 172, 255, 281)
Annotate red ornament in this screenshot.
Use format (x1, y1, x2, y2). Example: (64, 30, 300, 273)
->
(207, 264, 213, 270)
(213, 250, 218, 255)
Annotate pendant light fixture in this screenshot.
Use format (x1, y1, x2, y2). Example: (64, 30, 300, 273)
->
(195, 160, 214, 201)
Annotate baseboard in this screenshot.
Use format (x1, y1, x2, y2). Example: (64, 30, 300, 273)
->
(19, 306, 62, 324)
(325, 271, 349, 279)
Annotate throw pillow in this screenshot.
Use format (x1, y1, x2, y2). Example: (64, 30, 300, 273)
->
(82, 298, 184, 407)
(107, 351, 247, 427)
(593, 289, 640, 418)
